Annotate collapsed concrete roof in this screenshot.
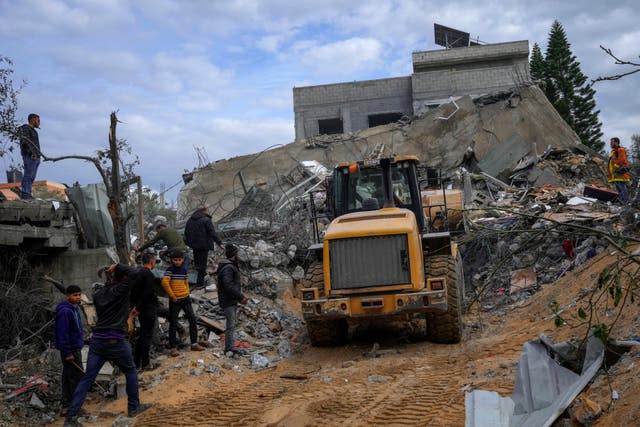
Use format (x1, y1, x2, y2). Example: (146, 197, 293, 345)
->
(178, 85, 590, 222)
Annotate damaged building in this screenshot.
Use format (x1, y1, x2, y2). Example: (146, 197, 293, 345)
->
(293, 40, 530, 140)
(178, 83, 590, 224)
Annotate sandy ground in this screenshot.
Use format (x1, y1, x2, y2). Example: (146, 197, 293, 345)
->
(50, 248, 640, 426)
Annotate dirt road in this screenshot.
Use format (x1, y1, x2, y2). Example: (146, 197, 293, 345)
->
(55, 249, 640, 426)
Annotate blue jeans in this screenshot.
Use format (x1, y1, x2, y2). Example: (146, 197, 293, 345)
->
(66, 338, 139, 417)
(21, 155, 40, 198)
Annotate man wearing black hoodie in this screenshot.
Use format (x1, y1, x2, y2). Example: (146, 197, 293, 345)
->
(184, 205, 223, 288)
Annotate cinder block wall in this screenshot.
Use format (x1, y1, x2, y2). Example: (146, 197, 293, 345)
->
(412, 40, 530, 106)
(293, 77, 413, 140)
(292, 40, 530, 141)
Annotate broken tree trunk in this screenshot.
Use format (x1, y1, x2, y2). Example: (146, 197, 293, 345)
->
(108, 112, 129, 264)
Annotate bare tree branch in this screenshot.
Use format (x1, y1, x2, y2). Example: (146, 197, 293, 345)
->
(44, 154, 110, 190)
(592, 45, 640, 83)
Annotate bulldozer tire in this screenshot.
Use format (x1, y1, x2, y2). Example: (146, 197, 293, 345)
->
(425, 255, 462, 343)
(302, 260, 324, 297)
(306, 319, 348, 346)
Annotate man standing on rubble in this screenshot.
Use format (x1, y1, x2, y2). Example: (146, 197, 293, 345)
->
(130, 252, 159, 371)
(184, 205, 223, 288)
(217, 244, 248, 356)
(17, 113, 41, 200)
(64, 264, 151, 426)
(607, 137, 632, 203)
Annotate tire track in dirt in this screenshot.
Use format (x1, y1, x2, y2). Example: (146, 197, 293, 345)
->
(137, 372, 300, 426)
(136, 327, 534, 427)
(137, 348, 468, 426)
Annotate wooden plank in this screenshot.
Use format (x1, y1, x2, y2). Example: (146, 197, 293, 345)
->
(197, 316, 225, 334)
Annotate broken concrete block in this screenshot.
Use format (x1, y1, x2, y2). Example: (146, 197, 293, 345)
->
(510, 269, 537, 294)
(291, 266, 305, 281)
(251, 353, 269, 369)
(255, 240, 274, 252)
(29, 392, 45, 409)
(569, 397, 602, 425)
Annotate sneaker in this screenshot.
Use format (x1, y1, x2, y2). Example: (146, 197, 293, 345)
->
(169, 348, 179, 357)
(139, 362, 160, 372)
(225, 348, 248, 356)
(63, 416, 78, 427)
(128, 403, 152, 417)
(190, 343, 205, 351)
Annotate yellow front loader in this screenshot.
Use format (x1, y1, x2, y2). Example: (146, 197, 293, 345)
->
(301, 156, 463, 346)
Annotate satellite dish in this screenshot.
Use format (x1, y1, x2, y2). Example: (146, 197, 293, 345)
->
(434, 23, 471, 48)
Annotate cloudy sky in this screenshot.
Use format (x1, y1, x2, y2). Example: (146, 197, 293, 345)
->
(1, 0, 638, 204)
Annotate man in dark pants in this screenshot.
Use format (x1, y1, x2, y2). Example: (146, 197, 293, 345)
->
(17, 113, 41, 200)
(216, 244, 248, 355)
(185, 205, 223, 288)
(130, 253, 159, 371)
(64, 265, 151, 426)
(55, 285, 84, 417)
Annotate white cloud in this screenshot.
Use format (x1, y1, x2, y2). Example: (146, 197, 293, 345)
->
(293, 37, 384, 78)
(0, 0, 134, 36)
(51, 46, 143, 80)
(149, 53, 234, 95)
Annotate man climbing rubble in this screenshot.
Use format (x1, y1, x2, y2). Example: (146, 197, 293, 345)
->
(137, 219, 188, 263)
(184, 205, 223, 288)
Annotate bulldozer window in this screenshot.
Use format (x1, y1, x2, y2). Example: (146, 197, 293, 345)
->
(342, 165, 412, 211)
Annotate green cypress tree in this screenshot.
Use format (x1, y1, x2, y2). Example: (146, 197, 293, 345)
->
(529, 43, 546, 82)
(630, 134, 640, 176)
(543, 20, 604, 152)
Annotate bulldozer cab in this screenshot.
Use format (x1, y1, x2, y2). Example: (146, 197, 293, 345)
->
(332, 156, 425, 231)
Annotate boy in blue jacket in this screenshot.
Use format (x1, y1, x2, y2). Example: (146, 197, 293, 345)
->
(55, 285, 84, 417)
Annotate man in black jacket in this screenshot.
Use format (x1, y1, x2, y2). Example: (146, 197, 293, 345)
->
(64, 264, 151, 426)
(217, 244, 248, 355)
(184, 206, 223, 288)
(130, 253, 158, 371)
(17, 113, 41, 200)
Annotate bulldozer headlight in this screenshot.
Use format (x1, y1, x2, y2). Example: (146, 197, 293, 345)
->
(302, 290, 316, 300)
(430, 279, 444, 291)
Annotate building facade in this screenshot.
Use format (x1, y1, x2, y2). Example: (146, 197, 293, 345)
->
(293, 40, 530, 141)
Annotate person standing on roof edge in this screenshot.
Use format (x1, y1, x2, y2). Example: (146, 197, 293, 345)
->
(217, 244, 248, 356)
(17, 113, 41, 200)
(184, 205, 223, 289)
(607, 137, 632, 203)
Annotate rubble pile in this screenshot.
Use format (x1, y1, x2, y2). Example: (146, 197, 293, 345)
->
(0, 247, 56, 353)
(0, 350, 63, 426)
(459, 147, 631, 311)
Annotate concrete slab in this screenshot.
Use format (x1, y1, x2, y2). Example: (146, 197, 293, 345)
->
(478, 132, 532, 179)
(465, 390, 513, 427)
